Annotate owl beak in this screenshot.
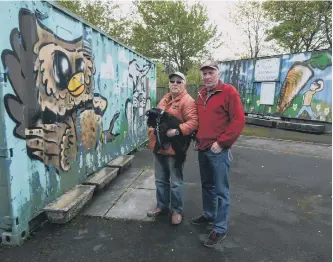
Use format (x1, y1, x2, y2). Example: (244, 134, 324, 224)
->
(68, 72, 85, 97)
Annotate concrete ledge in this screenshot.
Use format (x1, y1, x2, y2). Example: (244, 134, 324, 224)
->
(276, 121, 325, 133)
(83, 167, 119, 191)
(107, 155, 134, 173)
(43, 185, 95, 224)
(246, 116, 276, 128)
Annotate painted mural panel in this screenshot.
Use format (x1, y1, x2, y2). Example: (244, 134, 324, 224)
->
(219, 50, 332, 123)
(2, 9, 122, 173)
(0, 1, 155, 244)
(219, 59, 256, 112)
(276, 51, 331, 122)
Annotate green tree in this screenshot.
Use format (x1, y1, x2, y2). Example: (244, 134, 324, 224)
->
(128, 0, 222, 74)
(156, 62, 203, 87)
(262, 1, 331, 53)
(57, 0, 132, 44)
(186, 63, 203, 85)
(156, 62, 169, 87)
(318, 1, 332, 49)
(230, 1, 272, 58)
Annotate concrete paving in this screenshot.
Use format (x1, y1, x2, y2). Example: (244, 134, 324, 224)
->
(1, 135, 331, 262)
(84, 166, 157, 221)
(82, 168, 145, 217)
(235, 136, 332, 159)
(131, 168, 156, 190)
(105, 188, 155, 221)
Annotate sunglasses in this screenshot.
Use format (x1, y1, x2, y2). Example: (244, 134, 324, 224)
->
(169, 80, 183, 84)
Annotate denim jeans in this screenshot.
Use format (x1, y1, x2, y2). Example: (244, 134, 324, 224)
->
(154, 153, 184, 213)
(198, 148, 231, 233)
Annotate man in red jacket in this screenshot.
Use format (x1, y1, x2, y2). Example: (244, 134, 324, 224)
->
(189, 60, 246, 247)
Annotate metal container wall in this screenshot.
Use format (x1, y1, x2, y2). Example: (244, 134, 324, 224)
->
(0, 1, 156, 245)
(219, 50, 332, 123)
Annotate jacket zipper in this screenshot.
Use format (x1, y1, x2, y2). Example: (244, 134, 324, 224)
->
(198, 90, 222, 111)
(198, 92, 206, 110)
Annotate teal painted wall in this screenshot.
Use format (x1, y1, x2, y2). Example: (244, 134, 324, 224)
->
(0, 1, 156, 244)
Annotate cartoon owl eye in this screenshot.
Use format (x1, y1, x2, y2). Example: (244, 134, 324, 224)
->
(76, 58, 84, 72)
(53, 50, 72, 90)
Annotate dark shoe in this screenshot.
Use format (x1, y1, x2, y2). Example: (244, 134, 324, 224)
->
(189, 215, 213, 225)
(147, 208, 169, 217)
(204, 231, 227, 247)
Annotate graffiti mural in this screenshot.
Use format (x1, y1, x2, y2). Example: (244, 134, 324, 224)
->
(2, 9, 122, 172)
(296, 79, 324, 119)
(219, 50, 332, 122)
(125, 59, 151, 139)
(277, 51, 331, 122)
(0, 2, 155, 245)
(219, 59, 255, 112)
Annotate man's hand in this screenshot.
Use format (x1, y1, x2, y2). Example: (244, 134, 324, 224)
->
(211, 141, 222, 153)
(166, 129, 178, 137)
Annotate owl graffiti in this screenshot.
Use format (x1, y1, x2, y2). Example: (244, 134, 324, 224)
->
(2, 9, 120, 173)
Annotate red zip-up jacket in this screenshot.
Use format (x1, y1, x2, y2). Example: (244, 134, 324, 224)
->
(195, 80, 246, 150)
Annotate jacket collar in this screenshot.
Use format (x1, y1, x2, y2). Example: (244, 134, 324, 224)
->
(163, 89, 188, 103)
(199, 80, 223, 96)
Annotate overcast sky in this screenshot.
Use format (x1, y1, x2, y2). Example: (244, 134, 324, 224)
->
(196, 0, 245, 60)
(116, 0, 247, 60)
(73, 0, 247, 61)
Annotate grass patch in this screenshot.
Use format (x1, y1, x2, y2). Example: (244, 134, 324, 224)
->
(242, 125, 331, 144)
(242, 126, 272, 137)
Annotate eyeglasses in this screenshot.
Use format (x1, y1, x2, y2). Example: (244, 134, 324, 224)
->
(170, 80, 183, 84)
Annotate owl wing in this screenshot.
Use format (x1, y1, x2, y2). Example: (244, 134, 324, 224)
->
(1, 8, 41, 139)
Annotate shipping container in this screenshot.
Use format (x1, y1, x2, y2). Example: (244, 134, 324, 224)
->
(219, 50, 332, 123)
(0, 0, 156, 245)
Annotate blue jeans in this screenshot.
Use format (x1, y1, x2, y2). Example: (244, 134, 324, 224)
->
(198, 148, 231, 233)
(296, 105, 316, 119)
(154, 153, 184, 213)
